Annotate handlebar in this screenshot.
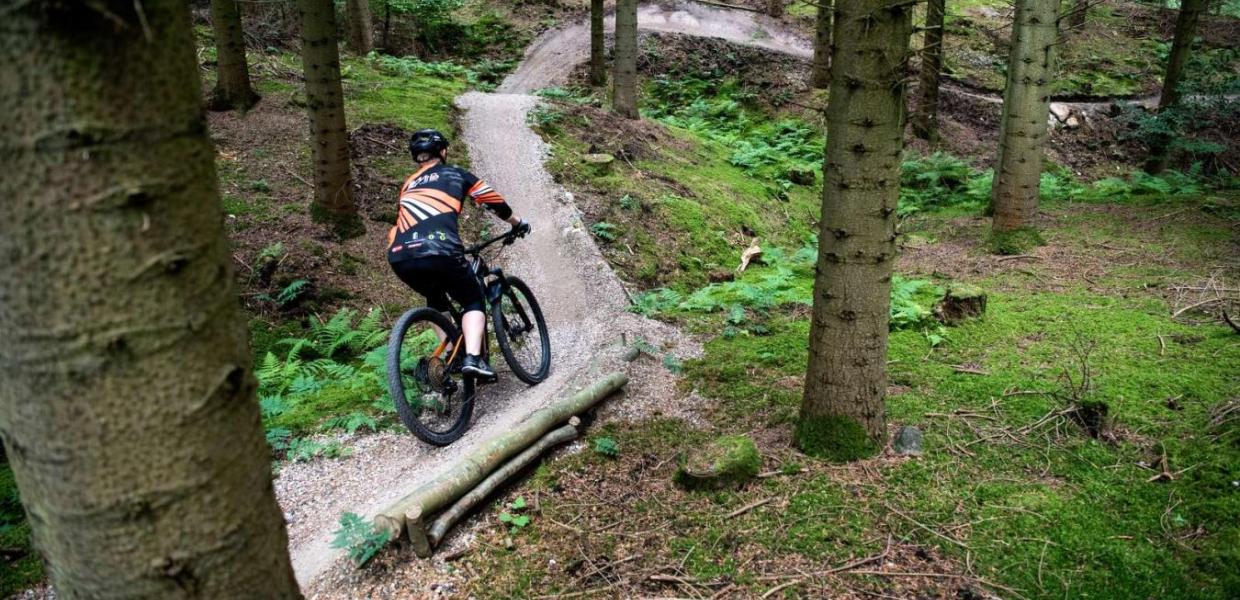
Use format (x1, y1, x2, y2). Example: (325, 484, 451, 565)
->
(464, 222, 530, 255)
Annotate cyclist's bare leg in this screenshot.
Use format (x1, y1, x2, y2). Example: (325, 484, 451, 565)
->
(462, 310, 486, 355)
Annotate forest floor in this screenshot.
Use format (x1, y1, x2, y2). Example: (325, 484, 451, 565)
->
(3, 0, 1238, 598)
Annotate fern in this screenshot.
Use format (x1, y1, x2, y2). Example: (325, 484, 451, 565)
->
(276, 279, 309, 306)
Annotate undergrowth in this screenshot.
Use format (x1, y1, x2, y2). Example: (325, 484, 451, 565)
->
(255, 308, 397, 464)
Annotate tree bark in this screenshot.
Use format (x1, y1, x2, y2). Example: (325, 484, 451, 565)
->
(767, 0, 785, 18)
(590, 0, 607, 86)
(0, 2, 301, 597)
(1146, 0, 1206, 174)
(209, 0, 261, 111)
(912, 0, 946, 142)
(612, 0, 640, 119)
(811, 0, 833, 88)
(799, 0, 912, 460)
(298, 0, 364, 238)
(990, 0, 1060, 233)
(346, 0, 375, 55)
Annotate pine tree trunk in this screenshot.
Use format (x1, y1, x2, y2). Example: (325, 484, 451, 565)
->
(799, 0, 913, 460)
(613, 0, 640, 119)
(590, 0, 607, 86)
(347, 0, 375, 54)
(0, 2, 301, 597)
(1146, 0, 1205, 174)
(811, 0, 833, 89)
(1066, 0, 1088, 29)
(768, 0, 785, 18)
(990, 0, 1060, 233)
(912, 0, 946, 142)
(209, 0, 261, 111)
(298, 0, 364, 238)
(382, 1, 392, 52)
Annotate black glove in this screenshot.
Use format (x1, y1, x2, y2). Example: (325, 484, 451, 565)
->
(513, 219, 532, 238)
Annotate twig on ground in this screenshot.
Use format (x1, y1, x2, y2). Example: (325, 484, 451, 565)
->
(1222, 311, 1240, 334)
(1172, 297, 1225, 318)
(1157, 334, 1167, 355)
(758, 537, 892, 598)
(725, 497, 774, 519)
(885, 504, 968, 549)
(951, 365, 990, 375)
(280, 164, 313, 189)
(846, 571, 1028, 600)
(996, 254, 1042, 262)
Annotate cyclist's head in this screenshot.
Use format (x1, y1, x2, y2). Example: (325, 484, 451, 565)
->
(409, 129, 449, 163)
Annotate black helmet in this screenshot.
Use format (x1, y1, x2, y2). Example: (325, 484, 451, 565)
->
(408, 128, 449, 159)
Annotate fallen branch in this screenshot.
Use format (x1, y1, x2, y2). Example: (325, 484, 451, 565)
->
(373, 373, 629, 552)
(951, 365, 990, 376)
(428, 421, 581, 546)
(725, 497, 773, 519)
(758, 541, 891, 597)
(1223, 311, 1240, 334)
(996, 254, 1042, 262)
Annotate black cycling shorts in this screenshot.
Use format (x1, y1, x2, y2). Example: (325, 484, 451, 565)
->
(391, 255, 485, 313)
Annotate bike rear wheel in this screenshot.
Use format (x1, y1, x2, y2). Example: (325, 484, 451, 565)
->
(387, 308, 475, 446)
(491, 276, 551, 384)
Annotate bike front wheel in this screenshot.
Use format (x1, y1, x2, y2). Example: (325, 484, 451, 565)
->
(387, 308, 475, 446)
(491, 276, 551, 384)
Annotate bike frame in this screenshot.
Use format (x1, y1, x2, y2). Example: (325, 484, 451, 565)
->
(434, 230, 530, 369)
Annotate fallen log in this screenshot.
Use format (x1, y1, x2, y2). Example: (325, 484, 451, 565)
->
(374, 372, 629, 549)
(428, 419, 581, 546)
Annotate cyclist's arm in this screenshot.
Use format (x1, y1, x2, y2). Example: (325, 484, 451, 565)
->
(463, 176, 514, 220)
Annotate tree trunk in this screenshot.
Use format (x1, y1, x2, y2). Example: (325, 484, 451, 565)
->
(990, 0, 1060, 234)
(298, 0, 364, 238)
(912, 0, 946, 142)
(768, 0, 785, 18)
(811, 0, 833, 88)
(0, 2, 301, 597)
(590, 0, 607, 86)
(346, 0, 375, 54)
(612, 0, 640, 119)
(1146, 0, 1206, 174)
(209, 0, 261, 111)
(1066, 0, 1088, 29)
(382, 1, 392, 53)
(799, 0, 912, 461)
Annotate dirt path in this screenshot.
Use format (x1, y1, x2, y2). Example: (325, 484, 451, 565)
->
(281, 0, 1156, 590)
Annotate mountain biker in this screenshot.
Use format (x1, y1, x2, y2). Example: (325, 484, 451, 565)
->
(387, 128, 530, 379)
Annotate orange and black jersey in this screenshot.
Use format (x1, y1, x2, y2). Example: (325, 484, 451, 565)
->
(386, 162, 512, 262)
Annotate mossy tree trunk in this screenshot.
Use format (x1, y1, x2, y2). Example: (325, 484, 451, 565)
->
(799, 0, 913, 460)
(912, 0, 945, 142)
(209, 0, 261, 111)
(590, 0, 607, 86)
(613, 0, 639, 119)
(990, 0, 1060, 234)
(0, 1, 301, 597)
(768, 0, 785, 18)
(299, 0, 364, 238)
(347, 0, 375, 54)
(1146, 0, 1205, 174)
(811, 0, 833, 89)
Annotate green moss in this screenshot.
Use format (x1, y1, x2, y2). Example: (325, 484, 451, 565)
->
(0, 463, 42, 596)
(986, 226, 1045, 255)
(674, 434, 761, 491)
(794, 414, 879, 462)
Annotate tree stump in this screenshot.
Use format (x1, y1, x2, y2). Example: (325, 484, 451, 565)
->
(583, 153, 615, 176)
(674, 435, 761, 491)
(934, 284, 987, 324)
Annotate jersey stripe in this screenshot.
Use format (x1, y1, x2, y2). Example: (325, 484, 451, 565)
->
(401, 200, 432, 220)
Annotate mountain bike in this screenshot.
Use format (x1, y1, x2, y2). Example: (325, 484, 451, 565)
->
(386, 227, 552, 446)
